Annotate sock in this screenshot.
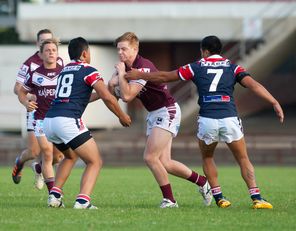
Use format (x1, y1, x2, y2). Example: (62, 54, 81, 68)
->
(34, 163, 42, 174)
(187, 171, 207, 186)
(211, 186, 223, 202)
(249, 187, 262, 200)
(45, 177, 55, 193)
(160, 184, 176, 203)
(76, 194, 90, 204)
(50, 186, 62, 198)
(16, 157, 23, 168)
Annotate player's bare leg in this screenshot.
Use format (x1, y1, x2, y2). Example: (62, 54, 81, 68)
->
(12, 131, 40, 184)
(227, 138, 273, 209)
(226, 138, 256, 188)
(52, 146, 64, 165)
(54, 148, 78, 189)
(144, 127, 177, 208)
(37, 136, 55, 192)
(70, 138, 102, 209)
(159, 137, 212, 206)
(199, 139, 230, 208)
(48, 148, 78, 208)
(20, 131, 40, 162)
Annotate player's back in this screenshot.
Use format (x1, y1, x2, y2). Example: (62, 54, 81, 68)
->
(190, 55, 241, 119)
(46, 61, 100, 119)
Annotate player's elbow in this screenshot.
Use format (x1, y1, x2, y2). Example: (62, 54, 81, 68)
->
(120, 94, 133, 103)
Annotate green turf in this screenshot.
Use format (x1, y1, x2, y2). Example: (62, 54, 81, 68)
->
(0, 166, 295, 231)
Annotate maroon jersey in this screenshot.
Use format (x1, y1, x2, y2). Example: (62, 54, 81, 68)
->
(16, 51, 64, 85)
(23, 65, 63, 120)
(128, 55, 175, 111)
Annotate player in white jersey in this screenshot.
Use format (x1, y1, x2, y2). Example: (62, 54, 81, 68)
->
(125, 35, 284, 209)
(12, 29, 63, 189)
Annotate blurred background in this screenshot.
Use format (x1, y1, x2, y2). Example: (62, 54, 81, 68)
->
(0, 0, 295, 166)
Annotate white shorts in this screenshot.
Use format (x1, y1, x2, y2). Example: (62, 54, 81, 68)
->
(34, 119, 46, 137)
(146, 103, 181, 137)
(27, 111, 35, 131)
(197, 116, 244, 145)
(43, 117, 89, 147)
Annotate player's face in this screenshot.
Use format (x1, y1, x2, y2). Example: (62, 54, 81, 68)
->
(85, 47, 91, 64)
(41, 43, 58, 65)
(117, 41, 138, 66)
(37, 33, 53, 47)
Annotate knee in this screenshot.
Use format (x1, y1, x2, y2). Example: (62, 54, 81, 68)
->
(160, 159, 172, 172)
(97, 158, 103, 169)
(143, 153, 156, 166)
(52, 153, 64, 165)
(28, 147, 40, 158)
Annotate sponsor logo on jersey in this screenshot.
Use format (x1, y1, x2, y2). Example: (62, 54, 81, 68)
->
(38, 88, 56, 97)
(63, 65, 81, 72)
(47, 72, 57, 77)
(138, 68, 150, 73)
(18, 64, 29, 77)
(201, 60, 230, 67)
(203, 95, 230, 103)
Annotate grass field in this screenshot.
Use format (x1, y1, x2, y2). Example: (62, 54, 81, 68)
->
(0, 166, 295, 231)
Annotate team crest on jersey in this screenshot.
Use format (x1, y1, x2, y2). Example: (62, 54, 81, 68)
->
(37, 77, 44, 84)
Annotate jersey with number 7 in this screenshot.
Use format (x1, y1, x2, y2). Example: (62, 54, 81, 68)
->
(178, 55, 250, 119)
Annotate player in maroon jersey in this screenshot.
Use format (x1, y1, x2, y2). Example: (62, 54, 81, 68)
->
(109, 32, 212, 208)
(12, 29, 63, 189)
(125, 35, 284, 209)
(18, 38, 64, 193)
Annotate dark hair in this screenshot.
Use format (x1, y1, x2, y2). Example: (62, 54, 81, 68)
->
(68, 37, 89, 60)
(201, 35, 222, 55)
(37, 29, 52, 41)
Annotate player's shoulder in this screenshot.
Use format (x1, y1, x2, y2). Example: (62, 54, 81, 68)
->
(23, 52, 40, 65)
(136, 55, 157, 71)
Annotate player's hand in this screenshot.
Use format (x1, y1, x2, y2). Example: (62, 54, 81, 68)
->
(108, 72, 119, 87)
(119, 113, 132, 127)
(273, 103, 284, 123)
(27, 93, 37, 102)
(115, 62, 126, 76)
(124, 68, 141, 81)
(26, 100, 38, 112)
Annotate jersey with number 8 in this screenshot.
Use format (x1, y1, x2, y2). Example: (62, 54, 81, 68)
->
(178, 55, 249, 119)
(46, 61, 103, 119)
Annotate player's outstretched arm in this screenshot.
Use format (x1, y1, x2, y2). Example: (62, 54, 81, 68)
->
(18, 87, 38, 112)
(125, 69, 179, 83)
(93, 81, 131, 127)
(240, 76, 284, 123)
(89, 92, 100, 103)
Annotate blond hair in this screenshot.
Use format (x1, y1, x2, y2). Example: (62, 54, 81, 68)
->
(115, 32, 139, 49)
(40, 38, 60, 53)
